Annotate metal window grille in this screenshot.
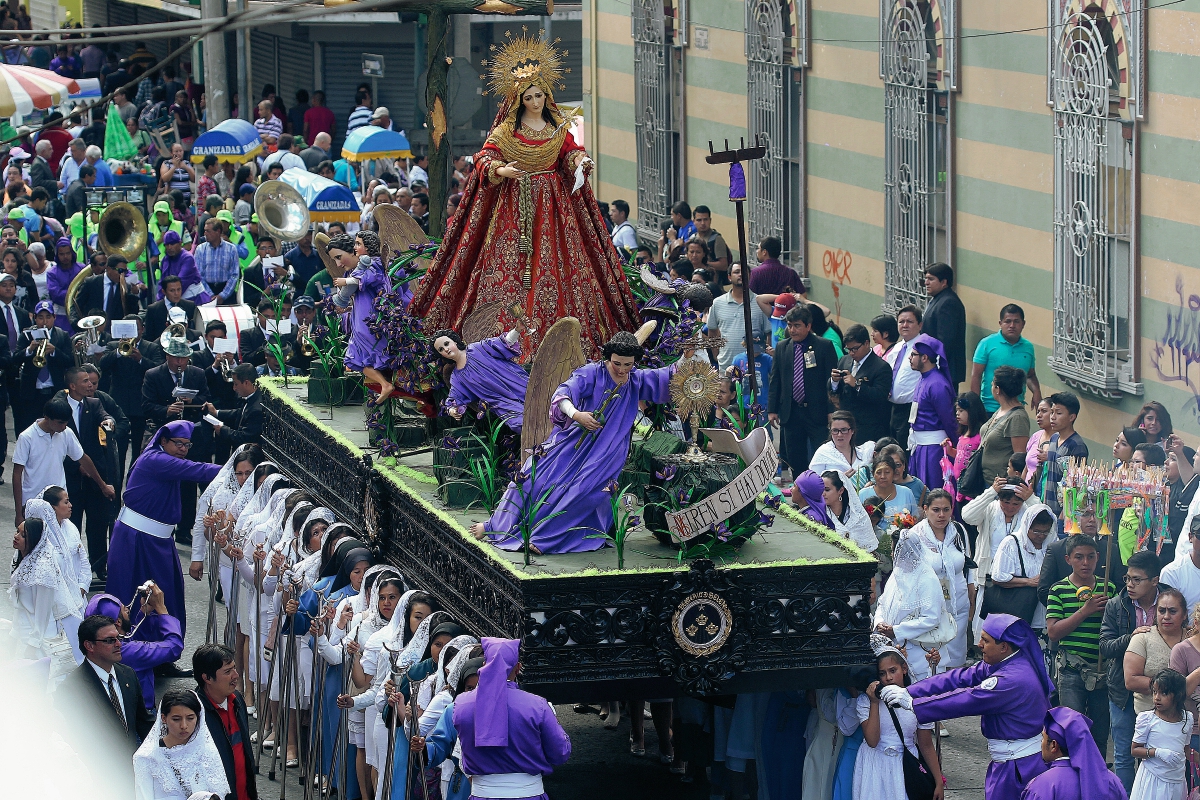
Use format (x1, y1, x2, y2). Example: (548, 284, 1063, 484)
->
(880, 0, 952, 314)
(745, 0, 806, 271)
(1047, 6, 1140, 396)
(632, 0, 681, 242)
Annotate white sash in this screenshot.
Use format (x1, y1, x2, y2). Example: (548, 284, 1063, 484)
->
(117, 506, 175, 538)
(908, 429, 948, 448)
(987, 734, 1042, 762)
(470, 772, 544, 798)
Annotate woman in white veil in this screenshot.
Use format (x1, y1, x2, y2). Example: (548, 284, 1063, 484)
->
(188, 445, 262, 580)
(10, 499, 87, 678)
(872, 533, 948, 682)
(821, 470, 878, 554)
(361, 587, 428, 777)
(134, 689, 230, 800)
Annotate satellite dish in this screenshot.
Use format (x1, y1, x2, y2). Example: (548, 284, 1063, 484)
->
(417, 57, 483, 128)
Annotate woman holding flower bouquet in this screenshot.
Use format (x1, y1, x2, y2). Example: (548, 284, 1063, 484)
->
(858, 454, 920, 537)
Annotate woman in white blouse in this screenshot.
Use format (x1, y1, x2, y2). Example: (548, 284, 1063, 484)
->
(989, 504, 1054, 630)
(809, 411, 875, 491)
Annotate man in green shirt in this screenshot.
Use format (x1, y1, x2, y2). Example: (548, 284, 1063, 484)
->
(970, 303, 1043, 415)
(1047, 533, 1115, 752)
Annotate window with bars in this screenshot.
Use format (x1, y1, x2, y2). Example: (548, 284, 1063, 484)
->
(632, 0, 683, 242)
(879, 0, 955, 314)
(744, 0, 806, 271)
(1047, 0, 1142, 397)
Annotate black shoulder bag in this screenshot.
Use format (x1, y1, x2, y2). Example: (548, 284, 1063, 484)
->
(980, 533, 1040, 623)
(885, 701, 937, 800)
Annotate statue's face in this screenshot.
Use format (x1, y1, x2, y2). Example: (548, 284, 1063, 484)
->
(434, 335, 462, 360)
(521, 86, 545, 117)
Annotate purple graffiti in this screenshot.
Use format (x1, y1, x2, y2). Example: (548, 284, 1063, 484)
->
(1151, 275, 1200, 420)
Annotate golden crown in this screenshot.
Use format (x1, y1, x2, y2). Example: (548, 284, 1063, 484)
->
(481, 27, 569, 98)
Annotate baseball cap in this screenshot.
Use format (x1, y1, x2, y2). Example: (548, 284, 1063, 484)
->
(293, 295, 315, 309)
(371, 107, 389, 121)
(772, 293, 798, 319)
(34, 299, 53, 315)
(8, 146, 29, 160)
(0, 273, 16, 284)
(239, 183, 256, 196)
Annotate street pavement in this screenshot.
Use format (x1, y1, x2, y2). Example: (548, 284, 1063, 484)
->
(0, 431, 989, 799)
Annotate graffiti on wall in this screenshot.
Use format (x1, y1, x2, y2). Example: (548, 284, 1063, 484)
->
(1151, 275, 1200, 421)
(821, 248, 852, 324)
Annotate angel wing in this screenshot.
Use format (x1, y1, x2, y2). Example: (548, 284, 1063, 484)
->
(461, 300, 508, 344)
(521, 316, 586, 456)
(373, 204, 432, 271)
(313, 232, 337, 275)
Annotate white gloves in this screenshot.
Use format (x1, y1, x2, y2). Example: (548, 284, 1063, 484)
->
(1155, 748, 1184, 766)
(880, 685, 913, 711)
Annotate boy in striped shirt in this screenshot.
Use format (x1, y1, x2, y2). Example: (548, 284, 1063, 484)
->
(1046, 533, 1116, 752)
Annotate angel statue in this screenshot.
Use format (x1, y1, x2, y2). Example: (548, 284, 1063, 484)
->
(408, 30, 640, 360)
(433, 315, 532, 431)
(469, 320, 687, 555)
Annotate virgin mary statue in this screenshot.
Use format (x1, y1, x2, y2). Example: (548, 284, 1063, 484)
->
(408, 31, 640, 359)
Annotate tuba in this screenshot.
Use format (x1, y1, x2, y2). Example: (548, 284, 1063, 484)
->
(72, 314, 106, 366)
(254, 180, 310, 242)
(65, 202, 148, 322)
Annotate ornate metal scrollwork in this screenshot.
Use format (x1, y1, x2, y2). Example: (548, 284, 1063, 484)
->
(651, 559, 753, 695)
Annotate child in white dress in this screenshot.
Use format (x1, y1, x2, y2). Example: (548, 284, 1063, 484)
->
(853, 634, 944, 800)
(1131, 669, 1193, 800)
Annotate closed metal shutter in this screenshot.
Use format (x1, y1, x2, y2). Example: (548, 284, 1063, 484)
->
(321, 43, 415, 153)
(82, 0, 108, 26)
(276, 37, 313, 115)
(250, 30, 277, 105)
(28, 0, 58, 29)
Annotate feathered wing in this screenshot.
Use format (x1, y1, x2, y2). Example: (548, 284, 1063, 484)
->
(312, 232, 337, 274)
(373, 204, 431, 267)
(461, 300, 507, 344)
(521, 316, 586, 455)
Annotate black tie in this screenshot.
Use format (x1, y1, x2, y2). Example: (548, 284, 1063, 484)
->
(106, 282, 118, 319)
(107, 674, 127, 732)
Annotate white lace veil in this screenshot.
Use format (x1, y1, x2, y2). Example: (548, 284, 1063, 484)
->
(827, 477, 878, 553)
(271, 501, 314, 551)
(133, 692, 230, 799)
(876, 532, 943, 624)
(234, 473, 287, 541)
(12, 499, 85, 621)
(442, 642, 480, 698)
(227, 461, 275, 520)
(427, 634, 479, 701)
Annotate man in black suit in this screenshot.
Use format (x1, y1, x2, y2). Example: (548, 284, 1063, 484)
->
(922, 262, 967, 388)
(62, 365, 117, 579)
(768, 303, 839, 476)
(193, 319, 239, 409)
(64, 163, 95, 219)
(99, 314, 165, 476)
(143, 274, 198, 342)
(142, 335, 212, 544)
(239, 297, 295, 367)
(0, 273, 28, 478)
(16, 300, 73, 434)
(194, 643, 258, 800)
(71, 254, 137, 328)
(58, 615, 156, 796)
(204, 363, 263, 447)
(830, 323, 893, 442)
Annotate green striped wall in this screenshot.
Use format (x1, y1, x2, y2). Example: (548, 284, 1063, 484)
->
(585, 0, 1200, 447)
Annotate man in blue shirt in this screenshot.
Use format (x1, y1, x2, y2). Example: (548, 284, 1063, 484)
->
(970, 303, 1043, 415)
(193, 218, 241, 304)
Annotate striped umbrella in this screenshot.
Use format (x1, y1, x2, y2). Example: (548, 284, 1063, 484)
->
(0, 64, 79, 120)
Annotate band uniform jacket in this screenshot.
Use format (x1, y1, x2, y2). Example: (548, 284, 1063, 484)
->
(767, 335, 838, 424)
(62, 392, 115, 482)
(71, 274, 137, 327)
(831, 350, 894, 442)
(238, 324, 296, 368)
(98, 339, 166, 419)
(18, 325, 73, 393)
(141, 362, 214, 459)
(215, 391, 263, 446)
(143, 298, 197, 342)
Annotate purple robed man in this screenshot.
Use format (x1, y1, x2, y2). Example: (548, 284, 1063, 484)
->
(907, 333, 957, 490)
(106, 420, 223, 637)
(476, 331, 674, 554)
(46, 237, 83, 331)
(157, 230, 212, 304)
(84, 593, 184, 709)
(880, 614, 1054, 800)
(1021, 707, 1126, 800)
(435, 328, 530, 431)
(453, 638, 571, 800)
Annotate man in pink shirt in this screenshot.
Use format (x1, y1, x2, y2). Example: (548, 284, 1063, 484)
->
(303, 90, 335, 144)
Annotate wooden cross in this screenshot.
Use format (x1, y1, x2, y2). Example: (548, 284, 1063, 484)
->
(421, 0, 554, 233)
(706, 136, 769, 395)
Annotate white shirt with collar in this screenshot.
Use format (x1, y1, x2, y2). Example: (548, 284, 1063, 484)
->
(88, 657, 126, 714)
(66, 393, 82, 430)
(889, 337, 921, 404)
(831, 350, 872, 390)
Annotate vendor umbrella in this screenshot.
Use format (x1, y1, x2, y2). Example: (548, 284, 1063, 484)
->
(104, 102, 137, 161)
(340, 126, 412, 162)
(0, 64, 78, 120)
(277, 167, 361, 222)
(190, 118, 263, 164)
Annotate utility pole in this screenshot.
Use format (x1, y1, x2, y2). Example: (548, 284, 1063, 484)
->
(236, 0, 249, 121)
(201, 0, 229, 124)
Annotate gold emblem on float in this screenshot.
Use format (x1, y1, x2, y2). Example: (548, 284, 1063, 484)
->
(671, 591, 732, 657)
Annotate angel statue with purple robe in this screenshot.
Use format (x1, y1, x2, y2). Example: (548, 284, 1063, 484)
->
(469, 325, 674, 554)
(906, 333, 958, 490)
(433, 317, 531, 432)
(329, 230, 402, 404)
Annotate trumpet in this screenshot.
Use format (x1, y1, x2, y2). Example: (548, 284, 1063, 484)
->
(31, 337, 49, 368)
(118, 338, 137, 356)
(298, 325, 315, 357)
(220, 357, 235, 382)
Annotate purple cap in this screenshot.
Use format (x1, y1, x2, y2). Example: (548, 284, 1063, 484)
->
(163, 230, 181, 245)
(1044, 707, 1126, 799)
(240, 182, 256, 196)
(474, 638, 520, 747)
(33, 299, 53, 315)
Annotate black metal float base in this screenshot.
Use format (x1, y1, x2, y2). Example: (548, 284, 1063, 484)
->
(260, 379, 877, 700)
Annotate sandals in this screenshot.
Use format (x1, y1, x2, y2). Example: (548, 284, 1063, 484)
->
(629, 738, 646, 757)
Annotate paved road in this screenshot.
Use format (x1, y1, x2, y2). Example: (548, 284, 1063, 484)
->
(0, 426, 990, 799)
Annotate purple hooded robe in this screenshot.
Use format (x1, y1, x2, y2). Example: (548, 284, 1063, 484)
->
(84, 593, 184, 709)
(908, 614, 1053, 800)
(1020, 707, 1127, 800)
(453, 638, 571, 800)
(46, 247, 83, 331)
(908, 334, 957, 490)
(444, 335, 529, 431)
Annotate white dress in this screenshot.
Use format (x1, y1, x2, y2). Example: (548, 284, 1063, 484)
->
(910, 520, 973, 670)
(1130, 709, 1193, 800)
(852, 694, 933, 800)
(133, 696, 231, 800)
